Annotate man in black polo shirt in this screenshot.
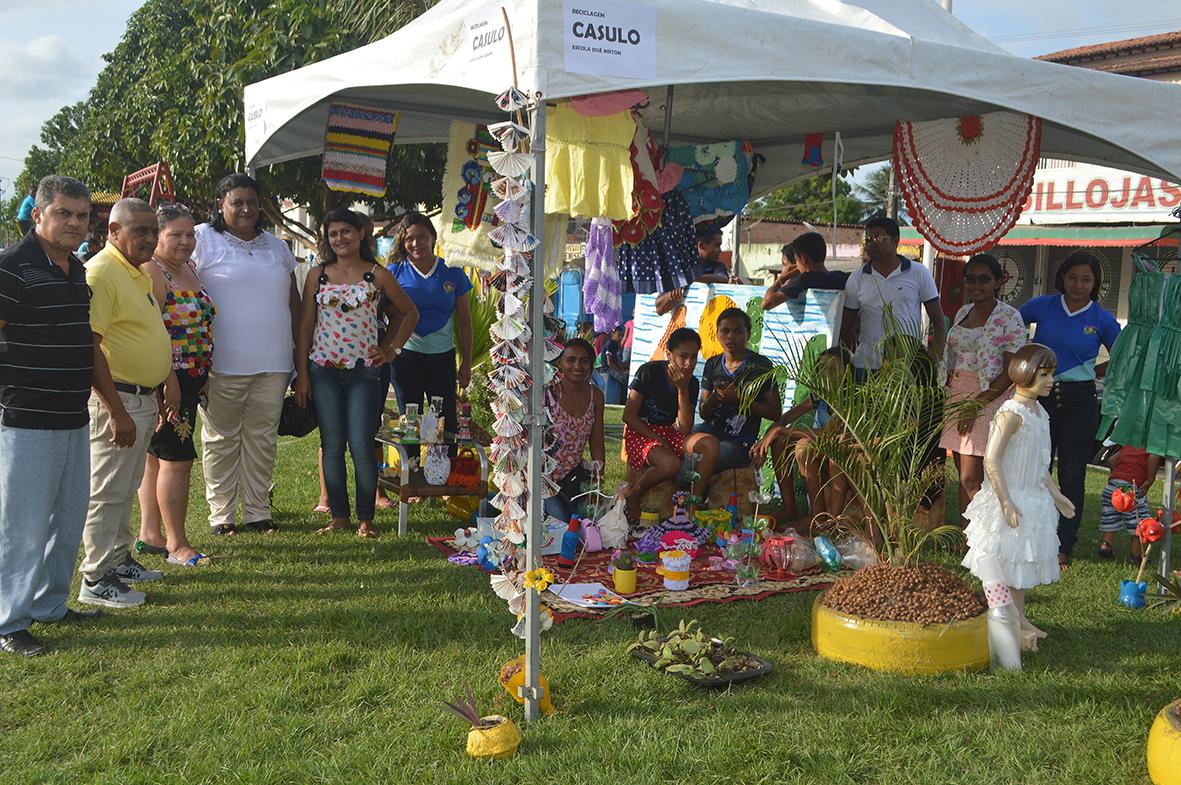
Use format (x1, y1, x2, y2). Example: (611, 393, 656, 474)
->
(0, 175, 98, 657)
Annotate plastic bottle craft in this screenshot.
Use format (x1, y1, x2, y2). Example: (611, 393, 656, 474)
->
(656, 550, 691, 591)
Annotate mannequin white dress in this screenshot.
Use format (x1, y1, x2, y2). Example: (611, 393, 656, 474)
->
(961, 399, 1061, 590)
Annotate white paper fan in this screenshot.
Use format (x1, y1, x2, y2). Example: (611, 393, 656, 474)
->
(495, 86, 531, 112)
(491, 176, 529, 201)
(489, 222, 539, 251)
(494, 197, 529, 226)
(488, 120, 530, 152)
(490, 315, 527, 341)
(490, 573, 519, 602)
(488, 150, 533, 178)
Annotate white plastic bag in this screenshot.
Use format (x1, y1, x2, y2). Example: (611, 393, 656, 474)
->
(596, 496, 629, 550)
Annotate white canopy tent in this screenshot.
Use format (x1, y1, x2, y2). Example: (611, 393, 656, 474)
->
(244, 0, 1181, 721)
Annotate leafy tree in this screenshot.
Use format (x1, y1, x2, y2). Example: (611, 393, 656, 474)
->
(855, 163, 907, 223)
(18, 0, 445, 242)
(747, 174, 865, 224)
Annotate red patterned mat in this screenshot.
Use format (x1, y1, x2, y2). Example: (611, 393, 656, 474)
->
(426, 536, 839, 622)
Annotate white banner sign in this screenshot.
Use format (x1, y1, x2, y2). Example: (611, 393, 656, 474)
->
(563, 0, 657, 78)
(1018, 162, 1181, 225)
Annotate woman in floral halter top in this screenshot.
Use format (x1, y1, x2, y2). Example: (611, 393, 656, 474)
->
(136, 203, 217, 567)
(295, 209, 418, 538)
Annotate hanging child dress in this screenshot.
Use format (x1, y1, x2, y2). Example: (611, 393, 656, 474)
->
(962, 399, 1061, 590)
(1137, 274, 1181, 459)
(1101, 269, 1163, 447)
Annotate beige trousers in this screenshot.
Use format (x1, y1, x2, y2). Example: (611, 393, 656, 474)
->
(79, 391, 158, 582)
(201, 371, 289, 528)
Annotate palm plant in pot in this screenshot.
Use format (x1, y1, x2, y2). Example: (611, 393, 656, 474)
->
(747, 318, 989, 673)
(441, 686, 522, 760)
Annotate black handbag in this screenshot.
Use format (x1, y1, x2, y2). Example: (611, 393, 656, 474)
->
(278, 393, 317, 437)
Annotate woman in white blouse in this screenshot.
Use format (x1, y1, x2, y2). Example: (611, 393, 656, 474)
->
(192, 174, 301, 535)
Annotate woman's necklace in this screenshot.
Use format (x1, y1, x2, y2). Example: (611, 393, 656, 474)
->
(225, 230, 261, 255)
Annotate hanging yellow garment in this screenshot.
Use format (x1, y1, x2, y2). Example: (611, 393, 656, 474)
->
(544, 104, 635, 221)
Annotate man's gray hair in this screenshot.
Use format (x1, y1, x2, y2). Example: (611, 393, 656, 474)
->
(34, 176, 91, 211)
(155, 202, 193, 229)
(109, 198, 155, 227)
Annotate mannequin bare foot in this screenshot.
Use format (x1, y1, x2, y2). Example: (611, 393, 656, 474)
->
(1019, 619, 1048, 640)
(1019, 629, 1040, 652)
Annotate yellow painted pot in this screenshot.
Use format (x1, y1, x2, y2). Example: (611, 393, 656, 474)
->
(1148, 699, 1181, 785)
(500, 658, 555, 716)
(811, 597, 989, 675)
(614, 568, 637, 594)
(465, 716, 522, 760)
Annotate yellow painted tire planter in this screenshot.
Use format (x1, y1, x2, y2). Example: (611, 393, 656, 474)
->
(465, 715, 522, 760)
(811, 597, 989, 674)
(1148, 699, 1181, 785)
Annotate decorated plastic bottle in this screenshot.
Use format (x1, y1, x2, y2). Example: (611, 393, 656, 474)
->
(726, 493, 739, 530)
(557, 518, 581, 567)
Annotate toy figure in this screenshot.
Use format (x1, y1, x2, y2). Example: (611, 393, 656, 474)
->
(962, 344, 1074, 650)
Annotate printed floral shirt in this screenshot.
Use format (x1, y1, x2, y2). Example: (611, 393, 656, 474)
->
(941, 300, 1028, 391)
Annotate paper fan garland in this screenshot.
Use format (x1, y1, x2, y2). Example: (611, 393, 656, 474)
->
(893, 111, 1041, 255)
(496, 86, 531, 112)
(488, 150, 534, 178)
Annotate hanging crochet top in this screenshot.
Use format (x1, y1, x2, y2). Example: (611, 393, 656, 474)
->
(310, 266, 381, 369)
(546, 383, 596, 480)
(154, 259, 215, 377)
(544, 103, 636, 220)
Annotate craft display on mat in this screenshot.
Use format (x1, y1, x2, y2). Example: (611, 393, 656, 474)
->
(893, 111, 1041, 256)
(321, 103, 399, 196)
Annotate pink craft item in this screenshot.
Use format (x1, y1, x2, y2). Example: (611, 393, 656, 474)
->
(568, 89, 650, 116)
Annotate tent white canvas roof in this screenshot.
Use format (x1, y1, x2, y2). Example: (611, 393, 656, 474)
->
(245, 0, 1181, 189)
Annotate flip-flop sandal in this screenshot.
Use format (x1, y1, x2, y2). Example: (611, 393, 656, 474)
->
(313, 504, 330, 514)
(1097, 543, 1115, 560)
(167, 552, 209, 567)
(135, 540, 169, 556)
(243, 520, 279, 534)
(211, 524, 238, 536)
(317, 523, 351, 535)
(357, 525, 379, 539)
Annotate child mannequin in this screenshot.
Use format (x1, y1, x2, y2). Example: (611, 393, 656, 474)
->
(962, 343, 1075, 649)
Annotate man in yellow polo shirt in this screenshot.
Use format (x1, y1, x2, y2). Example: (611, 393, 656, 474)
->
(78, 198, 175, 609)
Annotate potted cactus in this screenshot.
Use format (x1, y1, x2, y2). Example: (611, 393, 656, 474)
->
(441, 686, 522, 760)
(611, 549, 637, 594)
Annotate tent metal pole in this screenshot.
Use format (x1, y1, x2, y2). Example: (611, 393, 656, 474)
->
(523, 98, 548, 722)
(1159, 460, 1174, 594)
(662, 85, 674, 149)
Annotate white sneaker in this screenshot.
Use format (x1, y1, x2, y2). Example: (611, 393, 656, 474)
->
(78, 572, 147, 609)
(113, 554, 163, 583)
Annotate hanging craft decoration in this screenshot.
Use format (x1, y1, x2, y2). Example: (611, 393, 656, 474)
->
(801, 132, 824, 167)
(438, 122, 504, 270)
(321, 103, 399, 197)
(893, 111, 1042, 256)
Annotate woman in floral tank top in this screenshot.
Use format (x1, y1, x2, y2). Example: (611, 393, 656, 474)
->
(543, 339, 606, 521)
(136, 203, 217, 567)
(295, 209, 418, 538)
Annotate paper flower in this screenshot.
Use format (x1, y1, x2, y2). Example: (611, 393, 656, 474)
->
(1138, 515, 1165, 544)
(522, 567, 555, 592)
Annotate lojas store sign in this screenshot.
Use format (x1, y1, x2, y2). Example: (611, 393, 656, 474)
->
(564, 0, 657, 78)
(1019, 162, 1181, 225)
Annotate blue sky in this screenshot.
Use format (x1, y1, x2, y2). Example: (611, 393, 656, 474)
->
(0, 0, 1179, 195)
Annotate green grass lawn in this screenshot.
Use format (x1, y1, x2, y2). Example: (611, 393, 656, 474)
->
(2, 407, 1178, 784)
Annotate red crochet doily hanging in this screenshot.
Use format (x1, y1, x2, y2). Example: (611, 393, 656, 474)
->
(893, 111, 1042, 256)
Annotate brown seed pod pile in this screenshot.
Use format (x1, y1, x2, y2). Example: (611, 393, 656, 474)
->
(820, 563, 986, 624)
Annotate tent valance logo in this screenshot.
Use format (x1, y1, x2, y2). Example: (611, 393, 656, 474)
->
(321, 103, 399, 196)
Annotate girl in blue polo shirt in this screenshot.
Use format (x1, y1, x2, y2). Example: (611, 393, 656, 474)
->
(387, 213, 473, 432)
(1020, 251, 1120, 567)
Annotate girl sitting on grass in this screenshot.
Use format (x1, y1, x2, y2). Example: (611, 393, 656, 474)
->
(621, 328, 718, 520)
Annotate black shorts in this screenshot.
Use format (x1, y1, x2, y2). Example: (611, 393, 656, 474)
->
(148, 370, 208, 462)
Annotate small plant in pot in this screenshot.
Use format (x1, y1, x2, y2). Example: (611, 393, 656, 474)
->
(611, 549, 637, 594)
(441, 686, 522, 760)
(748, 318, 988, 673)
(627, 619, 773, 686)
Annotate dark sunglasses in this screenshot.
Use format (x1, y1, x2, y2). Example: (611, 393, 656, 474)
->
(963, 274, 995, 285)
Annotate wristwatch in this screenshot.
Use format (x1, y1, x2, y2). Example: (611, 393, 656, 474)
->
(390, 346, 402, 359)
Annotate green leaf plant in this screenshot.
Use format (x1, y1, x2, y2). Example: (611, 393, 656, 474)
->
(740, 306, 978, 567)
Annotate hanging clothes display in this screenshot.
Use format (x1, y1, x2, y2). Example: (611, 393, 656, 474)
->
(1101, 268, 1163, 447)
(612, 121, 666, 246)
(665, 140, 755, 225)
(583, 217, 622, 333)
(615, 191, 696, 295)
(544, 103, 635, 221)
(1136, 273, 1181, 459)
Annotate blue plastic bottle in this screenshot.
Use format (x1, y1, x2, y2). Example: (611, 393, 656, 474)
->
(558, 517, 581, 567)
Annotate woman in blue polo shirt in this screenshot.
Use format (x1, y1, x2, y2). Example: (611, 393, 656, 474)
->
(1020, 251, 1120, 567)
(387, 212, 472, 432)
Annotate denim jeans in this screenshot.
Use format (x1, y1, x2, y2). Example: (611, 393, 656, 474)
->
(309, 362, 382, 520)
(0, 423, 89, 634)
(1040, 380, 1099, 557)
